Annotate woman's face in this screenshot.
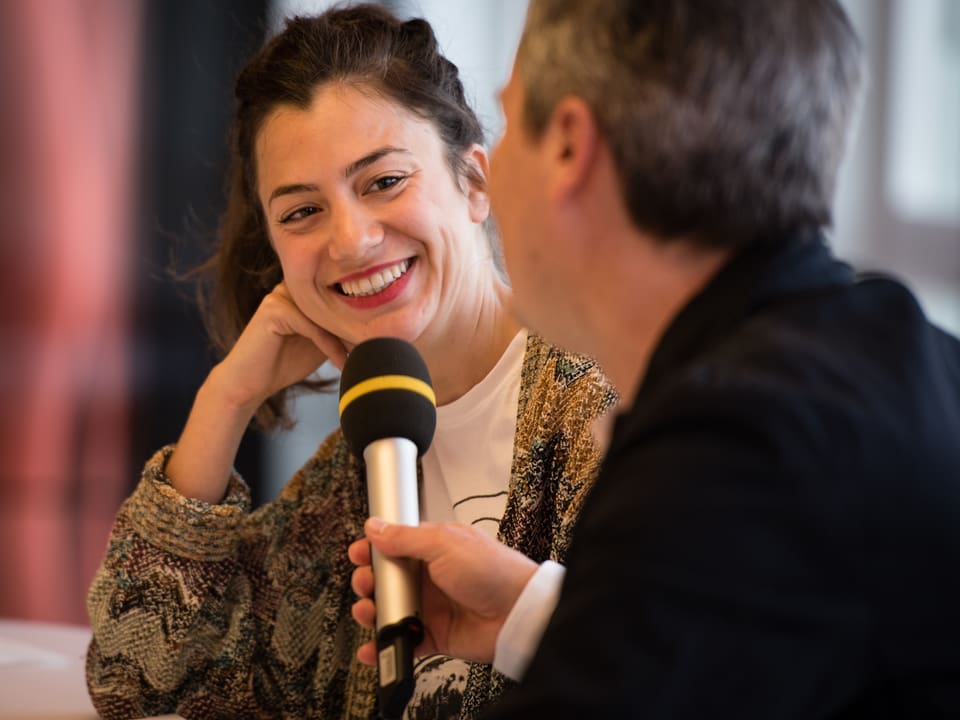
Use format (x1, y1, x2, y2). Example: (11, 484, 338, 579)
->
(255, 84, 490, 350)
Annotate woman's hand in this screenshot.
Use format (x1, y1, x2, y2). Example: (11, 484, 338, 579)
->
(348, 519, 538, 666)
(166, 282, 348, 503)
(212, 282, 348, 412)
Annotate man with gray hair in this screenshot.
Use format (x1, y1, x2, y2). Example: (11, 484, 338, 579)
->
(351, 0, 960, 715)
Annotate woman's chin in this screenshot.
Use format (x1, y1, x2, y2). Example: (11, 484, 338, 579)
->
(344, 324, 423, 350)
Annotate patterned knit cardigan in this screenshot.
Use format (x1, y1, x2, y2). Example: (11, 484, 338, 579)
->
(86, 335, 617, 719)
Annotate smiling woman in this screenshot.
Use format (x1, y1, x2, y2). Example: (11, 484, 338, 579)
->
(84, 5, 616, 720)
(255, 85, 492, 349)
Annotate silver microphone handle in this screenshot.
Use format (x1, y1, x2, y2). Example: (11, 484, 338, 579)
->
(363, 437, 421, 631)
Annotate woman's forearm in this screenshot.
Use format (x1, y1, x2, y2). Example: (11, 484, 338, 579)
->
(166, 365, 260, 504)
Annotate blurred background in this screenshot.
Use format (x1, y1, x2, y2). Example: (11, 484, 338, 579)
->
(0, 0, 956, 625)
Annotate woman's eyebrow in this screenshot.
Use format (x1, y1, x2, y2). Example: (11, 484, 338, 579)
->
(342, 145, 411, 179)
(267, 146, 412, 207)
(268, 182, 319, 206)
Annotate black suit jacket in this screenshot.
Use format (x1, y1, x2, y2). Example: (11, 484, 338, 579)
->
(487, 232, 960, 718)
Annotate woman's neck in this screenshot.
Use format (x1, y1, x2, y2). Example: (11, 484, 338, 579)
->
(420, 281, 521, 406)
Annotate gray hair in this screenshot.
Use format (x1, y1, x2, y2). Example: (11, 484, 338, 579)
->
(517, 0, 864, 248)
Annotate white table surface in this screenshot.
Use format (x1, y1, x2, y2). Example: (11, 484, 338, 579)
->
(0, 619, 182, 720)
(0, 619, 96, 720)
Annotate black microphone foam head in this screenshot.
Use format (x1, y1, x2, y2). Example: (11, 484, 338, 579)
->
(339, 337, 436, 458)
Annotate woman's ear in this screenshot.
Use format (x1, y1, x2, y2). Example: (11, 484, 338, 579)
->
(461, 144, 491, 224)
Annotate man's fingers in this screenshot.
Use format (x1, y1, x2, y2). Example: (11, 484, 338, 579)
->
(364, 518, 447, 562)
(357, 640, 378, 667)
(352, 597, 376, 629)
(351, 566, 374, 598)
(347, 537, 371, 566)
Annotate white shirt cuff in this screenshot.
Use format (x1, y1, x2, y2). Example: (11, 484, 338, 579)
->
(493, 559, 566, 681)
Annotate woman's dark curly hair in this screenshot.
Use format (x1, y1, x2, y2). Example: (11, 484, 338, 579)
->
(198, 4, 486, 429)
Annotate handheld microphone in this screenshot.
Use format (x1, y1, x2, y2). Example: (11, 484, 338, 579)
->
(339, 337, 436, 719)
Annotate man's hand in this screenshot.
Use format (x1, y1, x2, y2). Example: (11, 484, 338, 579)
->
(349, 519, 537, 666)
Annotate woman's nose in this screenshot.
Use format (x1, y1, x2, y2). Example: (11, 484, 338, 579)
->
(327, 202, 384, 261)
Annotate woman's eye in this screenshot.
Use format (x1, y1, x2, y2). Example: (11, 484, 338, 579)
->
(279, 206, 319, 224)
(369, 175, 405, 193)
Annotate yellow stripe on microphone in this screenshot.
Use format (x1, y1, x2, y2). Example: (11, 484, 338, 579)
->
(339, 374, 437, 417)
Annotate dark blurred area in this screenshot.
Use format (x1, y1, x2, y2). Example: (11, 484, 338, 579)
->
(132, 0, 269, 506)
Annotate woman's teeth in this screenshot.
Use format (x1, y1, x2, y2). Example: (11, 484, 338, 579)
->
(339, 259, 410, 297)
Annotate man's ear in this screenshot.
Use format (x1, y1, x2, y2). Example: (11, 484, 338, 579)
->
(544, 96, 599, 203)
(461, 144, 491, 224)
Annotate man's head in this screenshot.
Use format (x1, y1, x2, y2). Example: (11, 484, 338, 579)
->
(490, 0, 863, 396)
(513, 0, 863, 249)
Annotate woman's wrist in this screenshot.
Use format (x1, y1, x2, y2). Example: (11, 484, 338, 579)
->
(166, 368, 258, 504)
(201, 362, 264, 420)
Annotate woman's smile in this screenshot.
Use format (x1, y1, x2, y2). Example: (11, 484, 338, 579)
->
(336, 258, 412, 298)
(333, 257, 417, 310)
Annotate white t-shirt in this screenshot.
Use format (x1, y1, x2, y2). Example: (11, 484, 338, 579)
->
(402, 329, 527, 718)
(419, 329, 528, 537)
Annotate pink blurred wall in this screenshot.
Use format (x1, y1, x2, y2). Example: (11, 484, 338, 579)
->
(0, 0, 141, 624)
